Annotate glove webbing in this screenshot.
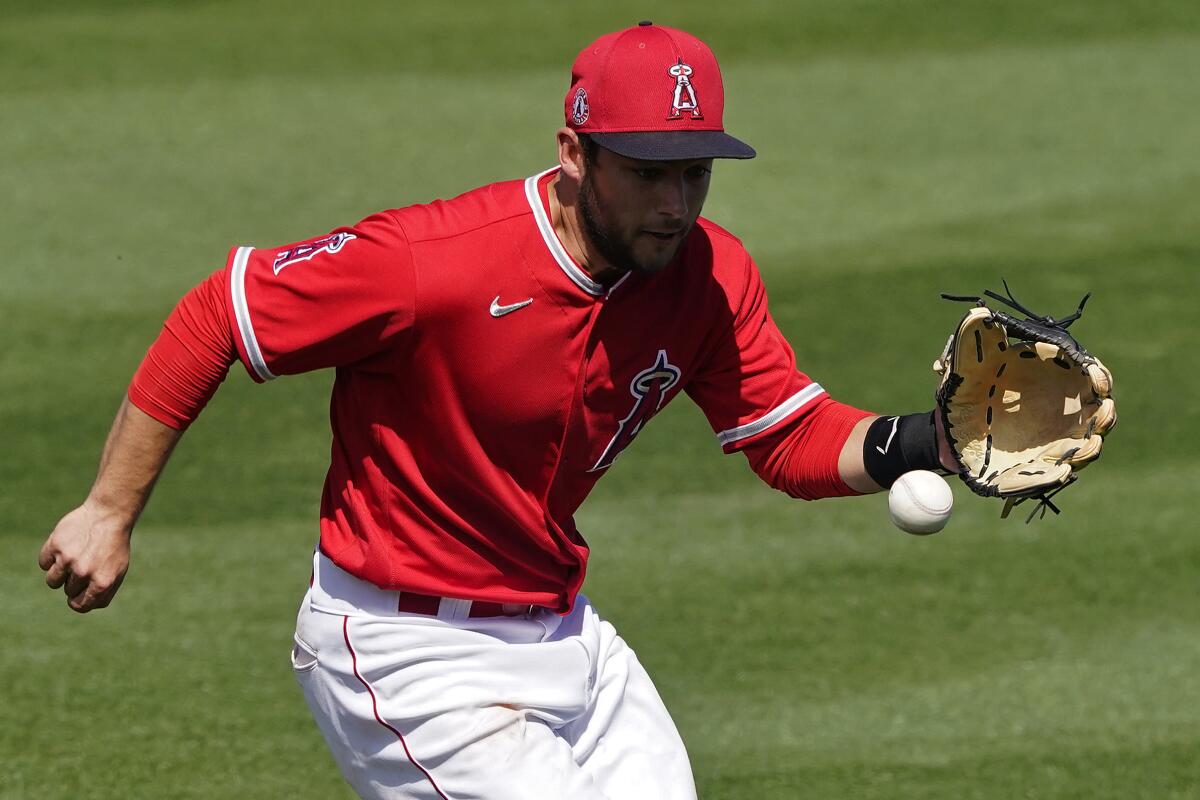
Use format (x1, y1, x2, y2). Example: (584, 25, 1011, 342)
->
(941, 279, 1091, 332)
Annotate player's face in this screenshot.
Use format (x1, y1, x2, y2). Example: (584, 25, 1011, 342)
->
(578, 148, 712, 275)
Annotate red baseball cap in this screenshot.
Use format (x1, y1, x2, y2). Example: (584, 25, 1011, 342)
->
(564, 21, 755, 161)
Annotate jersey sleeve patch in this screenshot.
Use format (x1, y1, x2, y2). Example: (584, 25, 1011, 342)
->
(223, 212, 415, 380)
(272, 231, 357, 275)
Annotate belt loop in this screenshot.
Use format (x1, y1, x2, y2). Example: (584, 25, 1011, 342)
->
(439, 598, 473, 622)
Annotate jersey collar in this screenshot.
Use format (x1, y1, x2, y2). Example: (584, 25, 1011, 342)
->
(524, 167, 613, 298)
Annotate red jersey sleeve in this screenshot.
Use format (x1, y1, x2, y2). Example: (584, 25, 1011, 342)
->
(225, 211, 415, 381)
(741, 397, 874, 499)
(685, 251, 828, 453)
(128, 270, 236, 430)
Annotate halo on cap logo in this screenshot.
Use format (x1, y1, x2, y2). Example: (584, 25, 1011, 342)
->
(667, 59, 701, 120)
(571, 87, 590, 125)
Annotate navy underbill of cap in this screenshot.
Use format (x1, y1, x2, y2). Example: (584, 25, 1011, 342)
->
(589, 130, 756, 161)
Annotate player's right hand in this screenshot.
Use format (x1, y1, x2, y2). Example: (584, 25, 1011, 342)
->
(38, 503, 132, 613)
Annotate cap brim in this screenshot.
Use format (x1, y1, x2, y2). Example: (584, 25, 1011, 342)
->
(589, 130, 756, 161)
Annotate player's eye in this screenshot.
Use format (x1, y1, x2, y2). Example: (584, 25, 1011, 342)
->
(685, 165, 712, 181)
(634, 168, 663, 181)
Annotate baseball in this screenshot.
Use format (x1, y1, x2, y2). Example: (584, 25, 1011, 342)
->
(888, 470, 953, 534)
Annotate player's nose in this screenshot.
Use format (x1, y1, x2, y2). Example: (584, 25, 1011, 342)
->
(656, 176, 688, 221)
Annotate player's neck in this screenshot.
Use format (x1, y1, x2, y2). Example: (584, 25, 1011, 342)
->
(547, 172, 625, 287)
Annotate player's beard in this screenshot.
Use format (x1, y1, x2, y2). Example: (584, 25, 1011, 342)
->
(578, 170, 687, 275)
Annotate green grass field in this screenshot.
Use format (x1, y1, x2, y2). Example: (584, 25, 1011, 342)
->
(3, 2, 1197, 797)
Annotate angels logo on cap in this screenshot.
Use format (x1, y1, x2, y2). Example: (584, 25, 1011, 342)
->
(571, 87, 590, 125)
(667, 59, 701, 120)
(563, 21, 755, 161)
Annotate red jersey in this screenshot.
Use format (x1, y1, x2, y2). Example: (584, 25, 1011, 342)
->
(222, 168, 828, 611)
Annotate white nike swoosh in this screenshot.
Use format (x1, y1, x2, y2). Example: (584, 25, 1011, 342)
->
(875, 416, 900, 455)
(489, 296, 534, 317)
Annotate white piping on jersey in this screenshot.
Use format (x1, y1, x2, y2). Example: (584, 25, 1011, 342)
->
(230, 245, 277, 382)
(524, 168, 606, 297)
(607, 270, 633, 294)
(716, 383, 826, 447)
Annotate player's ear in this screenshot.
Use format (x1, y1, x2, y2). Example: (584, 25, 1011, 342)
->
(557, 128, 585, 182)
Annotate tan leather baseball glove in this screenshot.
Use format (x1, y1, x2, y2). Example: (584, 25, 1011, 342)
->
(934, 284, 1116, 521)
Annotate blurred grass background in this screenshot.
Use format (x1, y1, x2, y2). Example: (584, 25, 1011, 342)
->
(2, 1, 1196, 798)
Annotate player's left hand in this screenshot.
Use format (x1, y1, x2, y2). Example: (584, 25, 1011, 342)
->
(934, 284, 1116, 521)
(38, 502, 132, 613)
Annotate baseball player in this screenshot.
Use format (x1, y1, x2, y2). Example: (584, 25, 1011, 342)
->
(38, 22, 958, 800)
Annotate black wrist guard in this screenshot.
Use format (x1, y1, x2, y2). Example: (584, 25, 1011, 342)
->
(862, 411, 945, 488)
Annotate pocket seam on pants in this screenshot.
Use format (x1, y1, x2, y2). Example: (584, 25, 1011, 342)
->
(291, 634, 319, 673)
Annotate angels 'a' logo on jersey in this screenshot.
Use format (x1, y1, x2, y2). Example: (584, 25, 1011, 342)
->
(667, 59, 701, 120)
(590, 350, 681, 472)
(272, 231, 357, 275)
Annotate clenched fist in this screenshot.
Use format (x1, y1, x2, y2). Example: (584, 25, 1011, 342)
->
(39, 503, 132, 613)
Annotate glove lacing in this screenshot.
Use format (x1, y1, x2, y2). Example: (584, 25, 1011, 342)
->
(941, 279, 1091, 332)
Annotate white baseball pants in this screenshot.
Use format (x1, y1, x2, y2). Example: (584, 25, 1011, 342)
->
(291, 551, 698, 800)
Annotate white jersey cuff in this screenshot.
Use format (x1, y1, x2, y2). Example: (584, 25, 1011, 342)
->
(230, 245, 277, 382)
(716, 383, 826, 447)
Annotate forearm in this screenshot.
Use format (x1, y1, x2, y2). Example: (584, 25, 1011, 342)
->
(40, 396, 185, 612)
(837, 415, 884, 494)
(96, 269, 233, 518)
(87, 396, 184, 526)
(747, 403, 958, 500)
(838, 412, 958, 494)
